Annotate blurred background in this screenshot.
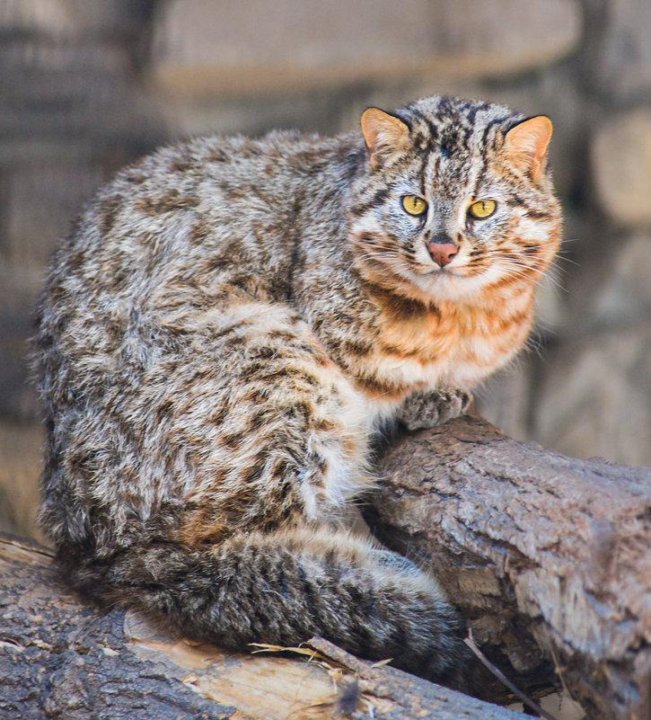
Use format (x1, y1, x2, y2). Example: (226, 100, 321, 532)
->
(1, 0, 650, 541)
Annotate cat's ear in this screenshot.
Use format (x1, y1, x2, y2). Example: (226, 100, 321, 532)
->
(503, 116, 553, 182)
(361, 108, 410, 169)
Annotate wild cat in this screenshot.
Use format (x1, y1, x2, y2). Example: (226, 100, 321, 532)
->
(34, 95, 561, 692)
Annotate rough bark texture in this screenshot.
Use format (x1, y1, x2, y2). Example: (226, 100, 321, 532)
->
(368, 416, 651, 720)
(0, 534, 527, 720)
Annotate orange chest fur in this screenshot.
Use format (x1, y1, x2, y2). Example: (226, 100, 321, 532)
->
(372, 294, 534, 389)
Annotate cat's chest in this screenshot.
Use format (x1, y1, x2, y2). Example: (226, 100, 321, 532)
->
(370, 299, 532, 391)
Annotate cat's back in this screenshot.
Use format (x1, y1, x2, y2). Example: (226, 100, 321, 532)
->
(34, 127, 362, 550)
(47, 130, 349, 315)
(33, 130, 351, 427)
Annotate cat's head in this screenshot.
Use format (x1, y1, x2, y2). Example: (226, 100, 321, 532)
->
(349, 96, 562, 303)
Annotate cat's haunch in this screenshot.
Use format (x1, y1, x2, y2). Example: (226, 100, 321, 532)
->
(33, 95, 561, 695)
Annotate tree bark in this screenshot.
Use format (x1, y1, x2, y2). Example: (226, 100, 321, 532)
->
(0, 534, 526, 720)
(367, 415, 651, 720)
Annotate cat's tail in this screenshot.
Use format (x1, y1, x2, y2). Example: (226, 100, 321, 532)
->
(63, 526, 477, 692)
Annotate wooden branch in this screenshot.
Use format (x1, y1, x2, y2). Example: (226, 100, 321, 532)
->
(369, 416, 651, 720)
(0, 534, 527, 720)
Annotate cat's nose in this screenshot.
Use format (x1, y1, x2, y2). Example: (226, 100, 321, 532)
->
(427, 233, 459, 268)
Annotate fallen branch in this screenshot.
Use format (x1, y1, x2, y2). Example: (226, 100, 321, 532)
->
(368, 415, 651, 720)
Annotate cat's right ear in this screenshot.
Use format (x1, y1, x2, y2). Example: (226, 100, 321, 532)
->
(361, 108, 410, 170)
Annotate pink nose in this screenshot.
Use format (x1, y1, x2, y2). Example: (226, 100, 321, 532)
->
(428, 241, 459, 268)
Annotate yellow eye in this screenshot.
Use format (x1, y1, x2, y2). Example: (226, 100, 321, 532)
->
(401, 195, 428, 216)
(468, 199, 497, 219)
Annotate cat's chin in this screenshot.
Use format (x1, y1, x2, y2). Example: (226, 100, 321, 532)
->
(404, 265, 498, 303)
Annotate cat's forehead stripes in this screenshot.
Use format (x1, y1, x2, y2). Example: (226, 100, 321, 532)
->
(402, 97, 519, 199)
(406, 99, 487, 154)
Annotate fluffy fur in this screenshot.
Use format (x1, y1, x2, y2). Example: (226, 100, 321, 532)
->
(33, 95, 561, 692)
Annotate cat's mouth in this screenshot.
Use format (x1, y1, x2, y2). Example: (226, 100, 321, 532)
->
(430, 266, 466, 276)
(411, 262, 474, 279)
(400, 259, 502, 301)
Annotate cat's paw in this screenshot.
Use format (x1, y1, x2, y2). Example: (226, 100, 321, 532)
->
(397, 389, 471, 431)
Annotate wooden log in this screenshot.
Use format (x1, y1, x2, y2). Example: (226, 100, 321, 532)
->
(2, 415, 649, 718)
(0, 534, 527, 720)
(368, 416, 651, 720)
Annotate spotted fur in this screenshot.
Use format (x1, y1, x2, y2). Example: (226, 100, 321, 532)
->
(33, 95, 561, 692)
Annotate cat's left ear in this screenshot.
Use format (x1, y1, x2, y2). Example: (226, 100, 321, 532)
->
(361, 108, 410, 170)
(503, 116, 553, 183)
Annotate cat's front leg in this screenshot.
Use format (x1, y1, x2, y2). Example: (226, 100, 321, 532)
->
(397, 388, 472, 431)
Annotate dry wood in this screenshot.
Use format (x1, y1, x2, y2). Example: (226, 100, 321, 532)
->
(368, 415, 651, 720)
(0, 534, 527, 720)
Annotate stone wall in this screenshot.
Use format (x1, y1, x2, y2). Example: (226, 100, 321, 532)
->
(1, 0, 650, 540)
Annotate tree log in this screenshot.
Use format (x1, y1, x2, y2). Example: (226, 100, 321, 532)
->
(367, 416, 651, 720)
(1, 415, 649, 719)
(0, 534, 527, 720)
